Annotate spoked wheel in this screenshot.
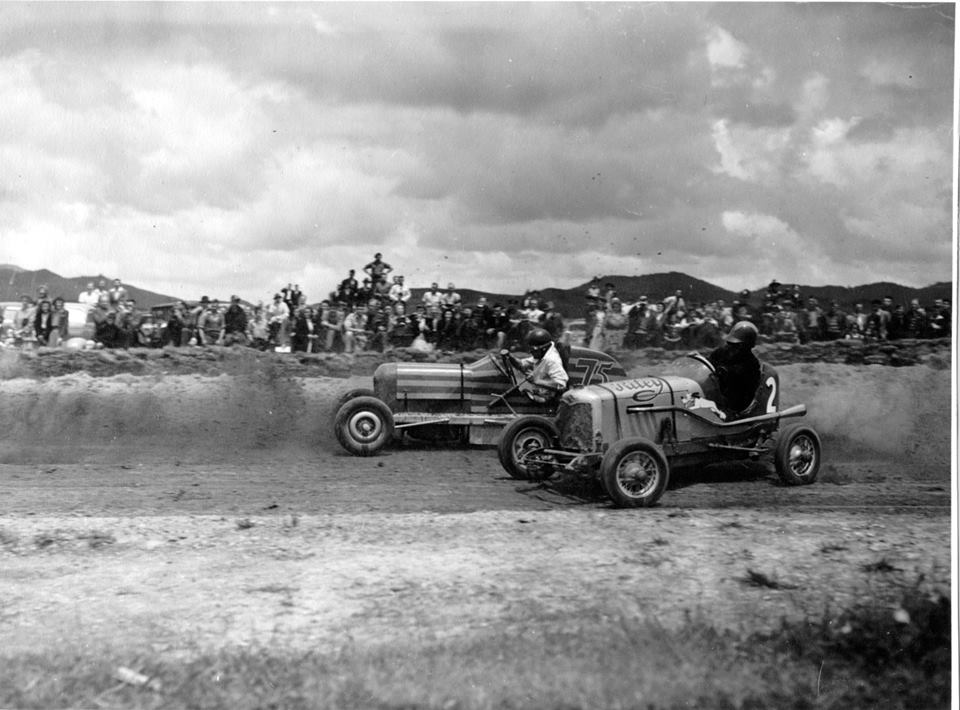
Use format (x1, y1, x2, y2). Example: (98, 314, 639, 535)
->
(775, 423, 821, 485)
(600, 438, 670, 508)
(497, 416, 558, 480)
(334, 396, 394, 456)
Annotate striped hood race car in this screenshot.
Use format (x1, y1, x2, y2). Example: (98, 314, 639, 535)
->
(333, 344, 626, 456)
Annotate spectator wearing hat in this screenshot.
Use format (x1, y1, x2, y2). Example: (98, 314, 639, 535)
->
(223, 296, 249, 346)
(541, 301, 564, 340)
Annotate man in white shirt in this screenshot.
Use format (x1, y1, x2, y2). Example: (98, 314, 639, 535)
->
(504, 328, 568, 403)
(388, 275, 411, 304)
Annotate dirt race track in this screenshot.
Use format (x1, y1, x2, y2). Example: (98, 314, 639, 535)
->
(0, 359, 952, 661)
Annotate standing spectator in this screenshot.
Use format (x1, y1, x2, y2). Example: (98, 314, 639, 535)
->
(118, 298, 143, 348)
(864, 300, 888, 341)
(928, 299, 950, 338)
(626, 297, 651, 349)
(356, 278, 373, 305)
(585, 278, 603, 309)
(774, 301, 800, 343)
(822, 301, 846, 341)
(422, 282, 444, 332)
(164, 302, 187, 347)
(373, 276, 392, 303)
(388, 275, 411, 304)
(441, 283, 461, 311)
(108, 279, 128, 310)
(662, 289, 686, 318)
(34, 300, 53, 346)
(601, 298, 629, 351)
(338, 270, 360, 305)
(902, 299, 926, 339)
(186, 297, 209, 345)
(265, 293, 289, 348)
(49, 297, 70, 347)
(527, 298, 547, 324)
(846, 303, 868, 339)
(364, 252, 393, 286)
(541, 301, 564, 340)
(800, 297, 824, 342)
(223, 296, 249, 346)
(198, 299, 225, 345)
(602, 283, 618, 309)
(78, 282, 99, 314)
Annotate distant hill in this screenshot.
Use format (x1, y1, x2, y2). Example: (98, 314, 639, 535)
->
(0, 267, 178, 306)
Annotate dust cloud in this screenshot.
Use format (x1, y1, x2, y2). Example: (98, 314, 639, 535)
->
(0, 358, 950, 470)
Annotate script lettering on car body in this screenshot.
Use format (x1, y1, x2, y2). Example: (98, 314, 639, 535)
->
(629, 378, 664, 402)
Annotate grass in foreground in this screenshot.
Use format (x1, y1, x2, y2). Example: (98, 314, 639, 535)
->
(2, 588, 949, 710)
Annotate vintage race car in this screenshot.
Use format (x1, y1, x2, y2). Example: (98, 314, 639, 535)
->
(333, 344, 626, 456)
(497, 353, 821, 508)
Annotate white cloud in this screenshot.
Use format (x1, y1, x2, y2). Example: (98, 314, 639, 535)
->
(707, 27, 748, 70)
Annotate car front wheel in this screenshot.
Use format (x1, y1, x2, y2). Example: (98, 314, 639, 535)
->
(774, 423, 821, 485)
(334, 396, 394, 456)
(600, 438, 670, 508)
(497, 416, 558, 480)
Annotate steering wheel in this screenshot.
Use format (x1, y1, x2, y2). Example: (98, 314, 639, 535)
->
(686, 352, 717, 375)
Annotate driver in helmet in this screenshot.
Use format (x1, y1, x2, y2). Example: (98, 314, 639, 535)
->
(708, 320, 761, 417)
(503, 328, 569, 402)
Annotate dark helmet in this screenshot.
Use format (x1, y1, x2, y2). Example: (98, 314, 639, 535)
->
(525, 327, 553, 351)
(724, 321, 758, 348)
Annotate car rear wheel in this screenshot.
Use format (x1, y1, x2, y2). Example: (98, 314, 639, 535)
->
(497, 416, 558, 480)
(334, 396, 394, 456)
(600, 438, 670, 508)
(774, 423, 821, 485)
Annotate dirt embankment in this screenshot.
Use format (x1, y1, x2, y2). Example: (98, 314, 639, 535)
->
(0, 337, 951, 381)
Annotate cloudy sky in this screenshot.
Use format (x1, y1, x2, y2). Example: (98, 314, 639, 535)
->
(0, 2, 954, 302)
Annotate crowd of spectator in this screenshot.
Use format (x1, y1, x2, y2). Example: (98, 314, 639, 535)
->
(584, 278, 952, 352)
(1, 268, 951, 355)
